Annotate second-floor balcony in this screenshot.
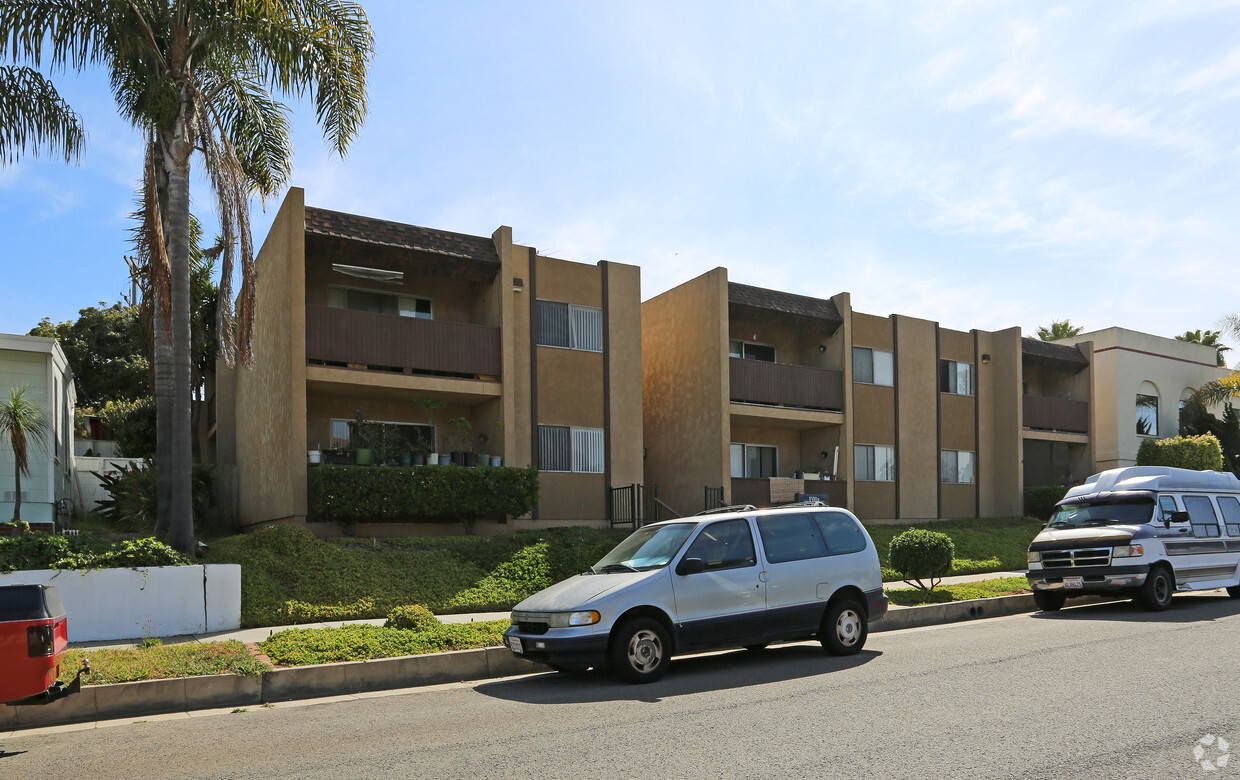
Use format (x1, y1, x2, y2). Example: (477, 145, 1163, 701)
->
(306, 304, 501, 378)
(729, 357, 844, 412)
(1023, 394, 1088, 434)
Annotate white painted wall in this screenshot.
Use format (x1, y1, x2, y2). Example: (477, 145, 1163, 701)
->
(74, 456, 146, 514)
(0, 564, 241, 641)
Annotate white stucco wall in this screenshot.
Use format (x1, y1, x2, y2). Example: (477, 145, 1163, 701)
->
(1061, 328, 1230, 470)
(0, 564, 241, 641)
(74, 456, 146, 514)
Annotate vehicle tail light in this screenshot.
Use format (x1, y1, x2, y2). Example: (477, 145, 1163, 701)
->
(28, 624, 54, 657)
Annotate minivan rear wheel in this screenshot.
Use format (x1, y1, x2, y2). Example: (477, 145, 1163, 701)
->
(820, 599, 867, 656)
(609, 617, 671, 683)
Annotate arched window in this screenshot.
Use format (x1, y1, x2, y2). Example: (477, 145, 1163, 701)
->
(1136, 381, 1160, 437)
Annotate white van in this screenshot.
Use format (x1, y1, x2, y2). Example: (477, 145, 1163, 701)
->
(1026, 466, 1240, 612)
(503, 503, 888, 683)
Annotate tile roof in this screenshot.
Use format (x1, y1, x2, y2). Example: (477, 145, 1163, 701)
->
(304, 207, 499, 264)
(728, 282, 843, 326)
(1022, 337, 1090, 368)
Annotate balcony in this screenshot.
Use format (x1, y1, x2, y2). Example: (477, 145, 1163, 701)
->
(731, 477, 847, 509)
(1023, 395, 1088, 434)
(729, 358, 844, 412)
(306, 304, 501, 378)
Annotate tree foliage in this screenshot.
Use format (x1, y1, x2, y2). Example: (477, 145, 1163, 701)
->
(30, 303, 150, 407)
(1175, 329, 1229, 367)
(1036, 320, 1084, 341)
(1180, 400, 1240, 476)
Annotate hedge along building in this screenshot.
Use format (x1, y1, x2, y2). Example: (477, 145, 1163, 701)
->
(213, 187, 643, 533)
(640, 269, 1226, 521)
(0, 334, 76, 526)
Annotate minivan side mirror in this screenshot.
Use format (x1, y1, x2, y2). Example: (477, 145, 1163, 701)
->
(676, 557, 705, 576)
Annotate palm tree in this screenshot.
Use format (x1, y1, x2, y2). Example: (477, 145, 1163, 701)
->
(1192, 315, 1240, 407)
(1036, 320, 1084, 341)
(0, 386, 51, 524)
(0, 1, 374, 553)
(1175, 329, 1229, 367)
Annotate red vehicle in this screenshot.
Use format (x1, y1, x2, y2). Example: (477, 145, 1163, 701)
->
(0, 584, 89, 706)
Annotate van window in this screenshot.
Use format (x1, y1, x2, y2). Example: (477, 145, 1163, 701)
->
(684, 519, 756, 571)
(757, 513, 827, 563)
(1183, 496, 1221, 538)
(1157, 495, 1179, 523)
(815, 512, 868, 555)
(1218, 496, 1240, 537)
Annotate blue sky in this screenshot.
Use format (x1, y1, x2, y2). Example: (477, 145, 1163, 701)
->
(2, 1, 1238, 349)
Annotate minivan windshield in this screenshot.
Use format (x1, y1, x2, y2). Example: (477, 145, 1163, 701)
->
(592, 523, 696, 572)
(1048, 499, 1155, 529)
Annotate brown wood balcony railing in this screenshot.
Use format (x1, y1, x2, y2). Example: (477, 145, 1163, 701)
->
(1023, 395, 1088, 434)
(730, 477, 848, 509)
(729, 357, 844, 411)
(306, 304, 501, 377)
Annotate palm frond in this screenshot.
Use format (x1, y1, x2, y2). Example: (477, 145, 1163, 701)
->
(0, 64, 85, 164)
(1191, 374, 1240, 407)
(196, 65, 293, 195)
(0, 385, 52, 476)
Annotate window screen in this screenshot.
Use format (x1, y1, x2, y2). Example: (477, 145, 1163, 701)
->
(539, 425, 603, 473)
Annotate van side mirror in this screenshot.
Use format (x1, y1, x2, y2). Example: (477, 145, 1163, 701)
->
(677, 557, 705, 576)
(1169, 511, 1190, 526)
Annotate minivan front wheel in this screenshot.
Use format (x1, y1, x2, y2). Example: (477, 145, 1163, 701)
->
(1139, 565, 1175, 611)
(820, 599, 867, 655)
(609, 617, 671, 683)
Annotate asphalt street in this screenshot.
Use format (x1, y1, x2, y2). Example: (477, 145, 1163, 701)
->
(5, 593, 1240, 779)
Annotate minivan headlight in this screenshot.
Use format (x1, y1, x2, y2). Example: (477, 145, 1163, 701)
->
(1112, 544, 1143, 558)
(1027, 550, 1041, 563)
(548, 611, 600, 628)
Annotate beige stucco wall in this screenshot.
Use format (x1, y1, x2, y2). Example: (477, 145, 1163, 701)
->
(895, 315, 938, 519)
(604, 261, 644, 488)
(1068, 328, 1228, 470)
(977, 327, 1022, 517)
(642, 269, 729, 516)
(233, 187, 308, 526)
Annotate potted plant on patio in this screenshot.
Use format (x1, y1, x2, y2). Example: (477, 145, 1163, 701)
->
(447, 416, 475, 467)
(412, 397, 447, 466)
(350, 408, 374, 466)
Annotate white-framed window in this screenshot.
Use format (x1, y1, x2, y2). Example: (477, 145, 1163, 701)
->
(1136, 394, 1159, 436)
(327, 286, 432, 319)
(536, 301, 603, 352)
(728, 339, 776, 362)
(940, 450, 976, 484)
(729, 443, 778, 478)
(538, 425, 604, 473)
(938, 360, 973, 396)
(854, 444, 895, 482)
(853, 347, 893, 386)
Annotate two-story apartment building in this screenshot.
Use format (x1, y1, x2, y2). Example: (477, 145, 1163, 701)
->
(641, 269, 1228, 521)
(0, 334, 76, 526)
(215, 188, 642, 531)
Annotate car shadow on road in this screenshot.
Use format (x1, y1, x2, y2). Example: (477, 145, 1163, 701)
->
(476, 643, 880, 705)
(1031, 592, 1240, 624)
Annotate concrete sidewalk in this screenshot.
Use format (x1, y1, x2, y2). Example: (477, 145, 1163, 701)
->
(72, 571, 1029, 651)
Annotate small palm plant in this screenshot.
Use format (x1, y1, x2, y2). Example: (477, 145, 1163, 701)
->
(0, 386, 51, 524)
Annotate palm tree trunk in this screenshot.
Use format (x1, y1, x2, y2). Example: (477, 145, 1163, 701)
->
(153, 269, 174, 540)
(165, 162, 195, 555)
(11, 466, 20, 523)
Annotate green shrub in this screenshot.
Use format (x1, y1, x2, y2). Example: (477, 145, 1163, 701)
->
(0, 532, 190, 572)
(385, 604, 438, 631)
(1136, 434, 1224, 471)
(258, 621, 510, 666)
(443, 543, 553, 612)
(889, 529, 955, 590)
(308, 465, 540, 525)
(93, 459, 216, 532)
(1027, 485, 1070, 521)
(98, 397, 156, 459)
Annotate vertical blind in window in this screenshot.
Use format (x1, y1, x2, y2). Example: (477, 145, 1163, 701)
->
(539, 425, 604, 473)
(939, 450, 975, 484)
(938, 361, 973, 395)
(853, 347, 893, 386)
(536, 301, 603, 352)
(854, 444, 895, 481)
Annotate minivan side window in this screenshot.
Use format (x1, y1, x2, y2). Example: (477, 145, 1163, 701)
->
(1183, 495, 1221, 538)
(1218, 496, 1240, 537)
(1157, 495, 1179, 523)
(683, 519, 756, 571)
(757, 513, 827, 563)
(815, 512, 868, 555)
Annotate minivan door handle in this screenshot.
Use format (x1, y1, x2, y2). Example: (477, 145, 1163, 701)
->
(758, 571, 768, 583)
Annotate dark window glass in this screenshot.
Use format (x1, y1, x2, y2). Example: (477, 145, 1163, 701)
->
(853, 347, 874, 384)
(536, 301, 570, 348)
(684, 519, 756, 571)
(756, 513, 827, 563)
(1184, 495, 1220, 538)
(1218, 496, 1240, 537)
(744, 343, 775, 362)
(814, 512, 868, 555)
(0, 585, 50, 621)
(1157, 495, 1179, 524)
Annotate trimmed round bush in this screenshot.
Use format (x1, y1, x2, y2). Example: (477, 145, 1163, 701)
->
(889, 529, 955, 588)
(385, 604, 439, 632)
(1027, 485, 1069, 521)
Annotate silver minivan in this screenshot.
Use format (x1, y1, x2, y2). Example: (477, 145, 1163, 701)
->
(503, 503, 888, 683)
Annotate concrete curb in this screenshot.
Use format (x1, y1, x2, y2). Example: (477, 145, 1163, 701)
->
(2, 594, 1042, 731)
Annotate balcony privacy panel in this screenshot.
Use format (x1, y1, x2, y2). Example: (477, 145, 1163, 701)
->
(306, 304, 500, 376)
(1023, 395, 1089, 434)
(729, 358, 844, 411)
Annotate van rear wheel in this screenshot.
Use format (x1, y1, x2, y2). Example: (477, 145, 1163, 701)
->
(820, 599, 867, 655)
(1139, 566, 1175, 611)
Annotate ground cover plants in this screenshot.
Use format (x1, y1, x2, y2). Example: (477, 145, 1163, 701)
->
(863, 517, 1043, 580)
(0, 532, 189, 573)
(56, 641, 268, 685)
(258, 619, 510, 666)
(884, 576, 1031, 606)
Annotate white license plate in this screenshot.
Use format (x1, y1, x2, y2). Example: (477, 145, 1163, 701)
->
(1063, 576, 1083, 589)
(507, 636, 523, 654)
